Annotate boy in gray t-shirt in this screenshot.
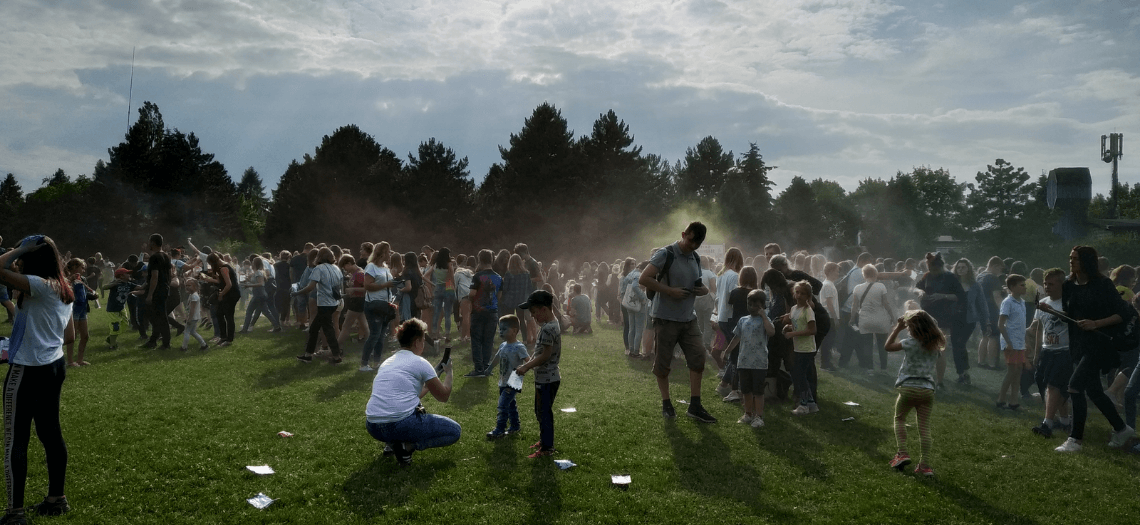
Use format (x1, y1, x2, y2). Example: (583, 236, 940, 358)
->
(515, 290, 562, 457)
(487, 315, 530, 440)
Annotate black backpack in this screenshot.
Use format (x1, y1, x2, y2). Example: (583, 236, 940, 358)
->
(646, 245, 700, 301)
(1109, 297, 1140, 352)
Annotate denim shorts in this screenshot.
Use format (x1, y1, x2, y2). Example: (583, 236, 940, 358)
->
(72, 303, 89, 321)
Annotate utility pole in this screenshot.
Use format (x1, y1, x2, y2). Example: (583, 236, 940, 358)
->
(1102, 133, 1123, 218)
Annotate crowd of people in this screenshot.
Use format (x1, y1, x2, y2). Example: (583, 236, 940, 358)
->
(2, 226, 1140, 520)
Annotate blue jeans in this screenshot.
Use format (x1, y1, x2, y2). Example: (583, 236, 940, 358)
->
(365, 411, 461, 451)
(621, 306, 631, 349)
(627, 310, 647, 355)
(470, 310, 497, 372)
(792, 351, 817, 406)
(495, 386, 521, 432)
(243, 288, 280, 330)
(362, 303, 392, 365)
(1123, 362, 1140, 429)
(432, 289, 456, 335)
(535, 381, 560, 451)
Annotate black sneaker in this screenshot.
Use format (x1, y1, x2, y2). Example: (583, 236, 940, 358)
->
(686, 404, 718, 423)
(32, 496, 70, 516)
(296, 354, 313, 363)
(1032, 423, 1054, 438)
(0, 510, 27, 525)
(141, 341, 157, 349)
(486, 429, 507, 440)
(662, 402, 676, 419)
(463, 370, 482, 378)
(382, 443, 395, 457)
(395, 442, 415, 466)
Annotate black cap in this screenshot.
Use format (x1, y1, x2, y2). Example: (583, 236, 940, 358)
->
(518, 289, 553, 310)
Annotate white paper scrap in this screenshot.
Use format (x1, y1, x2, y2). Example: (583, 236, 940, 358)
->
(843, 401, 860, 406)
(507, 371, 523, 391)
(247, 493, 274, 509)
(611, 475, 631, 485)
(675, 399, 689, 405)
(277, 431, 294, 438)
(246, 465, 275, 475)
(554, 459, 577, 470)
(560, 407, 577, 413)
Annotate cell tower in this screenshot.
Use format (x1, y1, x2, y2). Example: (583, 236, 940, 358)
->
(1102, 133, 1124, 218)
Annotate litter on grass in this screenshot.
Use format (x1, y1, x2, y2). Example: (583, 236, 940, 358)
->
(561, 407, 577, 413)
(554, 459, 577, 470)
(841, 417, 856, 422)
(247, 493, 274, 509)
(675, 400, 689, 405)
(843, 401, 860, 406)
(277, 431, 294, 438)
(611, 475, 631, 485)
(246, 465, 275, 475)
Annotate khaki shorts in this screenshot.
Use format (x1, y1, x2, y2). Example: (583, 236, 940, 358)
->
(652, 318, 706, 377)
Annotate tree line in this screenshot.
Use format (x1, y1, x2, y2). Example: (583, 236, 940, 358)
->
(1, 101, 1134, 268)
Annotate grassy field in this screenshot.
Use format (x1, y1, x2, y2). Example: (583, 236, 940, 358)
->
(1, 305, 1138, 525)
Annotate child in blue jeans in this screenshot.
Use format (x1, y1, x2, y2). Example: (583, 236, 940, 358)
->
(487, 314, 530, 439)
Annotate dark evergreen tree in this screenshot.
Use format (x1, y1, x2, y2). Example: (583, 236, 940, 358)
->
(677, 136, 733, 200)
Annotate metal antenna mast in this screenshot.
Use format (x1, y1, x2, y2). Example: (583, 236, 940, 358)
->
(126, 47, 136, 131)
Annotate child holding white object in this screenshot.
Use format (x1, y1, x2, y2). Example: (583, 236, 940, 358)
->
(885, 310, 946, 476)
(784, 281, 819, 415)
(721, 290, 774, 428)
(182, 279, 208, 351)
(486, 314, 530, 439)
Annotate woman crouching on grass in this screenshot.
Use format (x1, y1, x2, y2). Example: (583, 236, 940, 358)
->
(365, 318, 459, 466)
(884, 310, 946, 477)
(0, 236, 75, 522)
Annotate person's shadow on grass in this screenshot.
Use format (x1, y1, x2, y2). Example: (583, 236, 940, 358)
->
(341, 454, 452, 519)
(663, 422, 796, 522)
(315, 370, 375, 402)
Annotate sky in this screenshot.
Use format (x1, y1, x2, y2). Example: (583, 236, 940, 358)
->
(2, 0, 1137, 199)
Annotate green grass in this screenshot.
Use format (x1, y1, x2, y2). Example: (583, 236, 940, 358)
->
(2, 306, 1139, 524)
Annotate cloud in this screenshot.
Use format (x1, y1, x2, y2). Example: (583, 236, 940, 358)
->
(0, 0, 1136, 202)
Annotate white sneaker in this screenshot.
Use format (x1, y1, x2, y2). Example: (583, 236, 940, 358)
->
(737, 414, 754, 424)
(751, 416, 765, 428)
(791, 405, 811, 416)
(1055, 437, 1082, 453)
(1108, 426, 1135, 448)
(358, 365, 374, 372)
(716, 383, 732, 397)
(722, 390, 742, 402)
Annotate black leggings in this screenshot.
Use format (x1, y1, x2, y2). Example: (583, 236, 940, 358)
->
(305, 306, 341, 357)
(1069, 352, 1125, 440)
(217, 297, 238, 342)
(3, 359, 68, 509)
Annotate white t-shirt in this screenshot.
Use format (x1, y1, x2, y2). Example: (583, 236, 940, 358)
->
(1035, 297, 1068, 351)
(820, 279, 839, 319)
(8, 276, 72, 366)
(715, 270, 739, 323)
(364, 263, 393, 302)
(187, 292, 202, 321)
(365, 350, 438, 423)
(853, 281, 892, 334)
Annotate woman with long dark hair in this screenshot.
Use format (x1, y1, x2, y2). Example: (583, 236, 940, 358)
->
(950, 258, 987, 385)
(1042, 246, 1136, 452)
(429, 248, 456, 342)
(0, 235, 75, 521)
(202, 253, 239, 347)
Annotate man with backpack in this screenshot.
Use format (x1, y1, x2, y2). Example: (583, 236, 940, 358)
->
(639, 221, 717, 423)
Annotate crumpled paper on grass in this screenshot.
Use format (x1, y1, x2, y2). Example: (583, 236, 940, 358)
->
(554, 459, 577, 470)
(247, 493, 274, 509)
